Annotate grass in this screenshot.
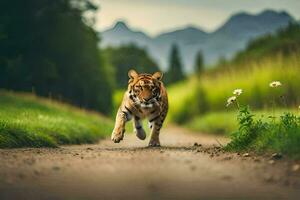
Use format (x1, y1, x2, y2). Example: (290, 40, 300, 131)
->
(185, 111, 238, 135)
(185, 107, 300, 157)
(225, 106, 300, 158)
(167, 53, 300, 123)
(201, 54, 300, 111)
(0, 90, 113, 148)
(167, 78, 200, 123)
(167, 52, 300, 157)
(185, 109, 299, 135)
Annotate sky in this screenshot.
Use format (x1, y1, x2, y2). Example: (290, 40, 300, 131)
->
(95, 0, 300, 36)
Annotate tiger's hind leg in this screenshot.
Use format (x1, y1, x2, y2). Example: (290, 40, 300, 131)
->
(133, 117, 146, 140)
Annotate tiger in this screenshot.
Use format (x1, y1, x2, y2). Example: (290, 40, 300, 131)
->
(111, 69, 168, 147)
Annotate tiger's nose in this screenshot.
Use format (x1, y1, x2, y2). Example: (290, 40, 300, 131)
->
(143, 97, 151, 102)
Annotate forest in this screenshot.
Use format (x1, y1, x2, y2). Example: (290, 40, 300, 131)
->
(0, 0, 186, 116)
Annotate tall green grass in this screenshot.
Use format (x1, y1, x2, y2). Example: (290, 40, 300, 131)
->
(0, 91, 113, 148)
(202, 54, 299, 110)
(168, 53, 300, 123)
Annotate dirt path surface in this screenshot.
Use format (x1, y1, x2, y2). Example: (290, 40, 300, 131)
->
(0, 126, 300, 200)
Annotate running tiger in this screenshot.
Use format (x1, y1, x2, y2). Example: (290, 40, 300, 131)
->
(111, 69, 168, 147)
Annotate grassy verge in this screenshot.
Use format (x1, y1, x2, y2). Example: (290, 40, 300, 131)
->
(185, 109, 298, 135)
(186, 108, 300, 157)
(225, 107, 300, 158)
(0, 90, 113, 148)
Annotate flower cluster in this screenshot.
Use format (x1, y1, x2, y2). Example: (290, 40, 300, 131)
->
(226, 89, 243, 107)
(226, 81, 285, 108)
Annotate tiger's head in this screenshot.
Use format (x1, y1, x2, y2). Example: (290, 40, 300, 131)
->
(127, 69, 163, 108)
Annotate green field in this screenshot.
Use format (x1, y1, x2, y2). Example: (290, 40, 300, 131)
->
(0, 91, 113, 148)
(167, 53, 300, 124)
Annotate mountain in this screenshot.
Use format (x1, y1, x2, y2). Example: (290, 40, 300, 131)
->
(232, 23, 300, 64)
(152, 26, 208, 70)
(101, 21, 152, 48)
(100, 10, 295, 73)
(204, 10, 295, 64)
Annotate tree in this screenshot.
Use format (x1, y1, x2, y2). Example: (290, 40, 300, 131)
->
(165, 44, 184, 84)
(0, 0, 113, 114)
(194, 51, 204, 75)
(103, 45, 160, 89)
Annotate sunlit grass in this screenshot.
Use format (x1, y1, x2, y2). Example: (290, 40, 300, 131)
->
(185, 109, 299, 135)
(166, 78, 199, 123)
(202, 54, 300, 110)
(185, 111, 238, 135)
(0, 90, 113, 148)
(167, 53, 300, 123)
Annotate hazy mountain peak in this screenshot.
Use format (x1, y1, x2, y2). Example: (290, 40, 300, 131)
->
(226, 10, 293, 24)
(230, 11, 252, 19)
(259, 9, 290, 18)
(185, 26, 206, 32)
(101, 9, 295, 73)
(157, 25, 207, 36)
(214, 9, 294, 35)
(113, 21, 129, 31)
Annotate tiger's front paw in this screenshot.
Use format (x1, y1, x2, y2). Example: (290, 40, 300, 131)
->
(111, 128, 125, 143)
(148, 139, 160, 147)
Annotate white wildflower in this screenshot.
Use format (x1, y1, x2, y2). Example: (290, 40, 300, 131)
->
(226, 96, 237, 107)
(233, 89, 243, 96)
(269, 81, 282, 88)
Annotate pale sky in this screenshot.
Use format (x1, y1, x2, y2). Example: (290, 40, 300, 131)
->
(95, 0, 300, 36)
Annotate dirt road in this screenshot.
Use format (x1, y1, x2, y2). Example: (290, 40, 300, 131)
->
(0, 126, 299, 200)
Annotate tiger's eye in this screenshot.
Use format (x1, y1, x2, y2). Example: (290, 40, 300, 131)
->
(134, 87, 140, 94)
(136, 85, 143, 91)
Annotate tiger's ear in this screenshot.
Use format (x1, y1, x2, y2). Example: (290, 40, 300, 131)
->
(152, 71, 163, 81)
(128, 69, 138, 79)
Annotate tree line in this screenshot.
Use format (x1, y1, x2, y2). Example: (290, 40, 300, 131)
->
(0, 0, 112, 114)
(104, 43, 204, 89)
(0, 0, 204, 114)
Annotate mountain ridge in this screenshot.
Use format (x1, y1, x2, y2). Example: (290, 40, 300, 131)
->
(100, 10, 295, 73)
